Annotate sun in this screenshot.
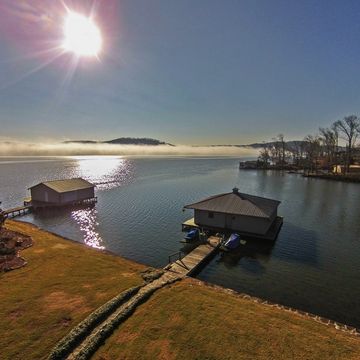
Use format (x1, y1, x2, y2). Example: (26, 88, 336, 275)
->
(62, 12, 102, 57)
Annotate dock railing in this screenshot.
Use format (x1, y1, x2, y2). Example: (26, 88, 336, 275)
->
(168, 251, 184, 264)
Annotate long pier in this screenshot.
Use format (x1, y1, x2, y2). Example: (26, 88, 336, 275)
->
(166, 235, 221, 276)
(3, 205, 32, 219)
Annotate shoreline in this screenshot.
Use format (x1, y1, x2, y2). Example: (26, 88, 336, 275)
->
(192, 278, 360, 337)
(11, 219, 149, 270)
(240, 168, 360, 183)
(6, 219, 360, 337)
(303, 173, 360, 183)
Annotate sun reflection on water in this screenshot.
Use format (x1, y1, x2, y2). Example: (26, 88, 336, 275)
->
(75, 156, 134, 190)
(71, 207, 104, 249)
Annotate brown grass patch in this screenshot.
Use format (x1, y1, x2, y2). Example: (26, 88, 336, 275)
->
(8, 309, 24, 321)
(170, 313, 183, 326)
(44, 291, 87, 312)
(56, 316, 72, 328)
(52, 243, 70, 249)
(33, 248, 45, 253)
(148, 339, 176, 360)
(95, 291, 108, 300)
(115, 331, 140, 344)
(120, 272, 137, 278)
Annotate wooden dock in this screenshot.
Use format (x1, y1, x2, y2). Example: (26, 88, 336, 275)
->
(3, 205, 32, 219)
(166, 236, 221, 276)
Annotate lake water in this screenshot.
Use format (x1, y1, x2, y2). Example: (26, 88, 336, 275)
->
(1, 156, 360, 328)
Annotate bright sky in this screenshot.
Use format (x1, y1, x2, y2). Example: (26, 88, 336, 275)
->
(0, 0, 360, 145)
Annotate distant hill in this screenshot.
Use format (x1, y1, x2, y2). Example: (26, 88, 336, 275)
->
(205, 140, 306, 148)
(63, 140, 98, 144)
(246, 140, 305, 149)
(63, 137, 174, 146)
(105, 137, 174, 146)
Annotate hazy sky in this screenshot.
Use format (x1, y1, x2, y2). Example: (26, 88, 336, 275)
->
(1, 0, 360, 145)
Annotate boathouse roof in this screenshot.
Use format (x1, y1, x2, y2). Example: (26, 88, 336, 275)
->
(29, 178, 95, 193)
(184, 188, 280, 219)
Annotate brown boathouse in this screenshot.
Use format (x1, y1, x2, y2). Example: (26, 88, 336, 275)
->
(28, 178, 96, 209)
(183, 187, 282, 240)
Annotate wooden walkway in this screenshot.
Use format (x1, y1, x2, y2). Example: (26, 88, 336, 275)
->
(3, 205, 32, 219)
(167, 236, 221, 276)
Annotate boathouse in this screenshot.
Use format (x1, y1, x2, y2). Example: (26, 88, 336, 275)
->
(29, 178, 96, 208)
(183, 188, 282, 239)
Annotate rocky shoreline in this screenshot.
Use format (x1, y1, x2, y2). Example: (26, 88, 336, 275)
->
(0, 228, 32, 272)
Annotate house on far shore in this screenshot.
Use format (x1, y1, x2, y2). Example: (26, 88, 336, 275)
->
(332, 164, 360, 175)
(183, 187, 282, 241)
(27, 178, 96, 209)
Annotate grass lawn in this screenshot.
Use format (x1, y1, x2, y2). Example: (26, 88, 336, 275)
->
(0, 220, 146, 360)
(95, 280, 360, 360)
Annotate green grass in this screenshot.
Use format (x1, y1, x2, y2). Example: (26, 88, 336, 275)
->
(94, 280, 360, 360)
(0, 220, 146, 360)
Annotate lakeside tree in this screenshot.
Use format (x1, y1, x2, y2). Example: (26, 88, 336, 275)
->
(255, 114, 360, 176)
(331, 123, 340, 173)
(334, 115, 360, 173)
(269, 134, 287, 168)
(303, 135, 321, 174)
(319, 127, 337, 167)
(258, 143, 271, 168)
(286, 141, 306, 168)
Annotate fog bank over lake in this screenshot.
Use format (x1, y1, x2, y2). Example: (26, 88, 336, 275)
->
(0, 142, 258, 157)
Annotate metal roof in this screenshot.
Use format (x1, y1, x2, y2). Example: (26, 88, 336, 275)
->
(29, 178, 95, 193)
(184, 188, 280, 219)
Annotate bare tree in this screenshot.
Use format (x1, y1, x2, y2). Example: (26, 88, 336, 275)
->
(303, 135, 321, 174)
(258, 143, 271, 168)
(270, 134, 286, 168)
(331, 122, 339, 173)
(334, 115, 360, 173)
(278, 133, 286, 166)
(319, 127, 337, 168)
(286, 142, 303, 167)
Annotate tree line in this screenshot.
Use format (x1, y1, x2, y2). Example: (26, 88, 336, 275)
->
(258, 115, 360, 175)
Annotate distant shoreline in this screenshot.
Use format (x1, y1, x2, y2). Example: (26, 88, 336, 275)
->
(303, 173, 360, 183)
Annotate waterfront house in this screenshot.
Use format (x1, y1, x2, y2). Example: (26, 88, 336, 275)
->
(29, 178, 96, 208)
(332, 164, 360, 174)
(183, 188, 282, 240)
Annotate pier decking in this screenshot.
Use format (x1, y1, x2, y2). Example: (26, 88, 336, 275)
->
(166, 236, 221, 276)
(3, 205, 32, 219)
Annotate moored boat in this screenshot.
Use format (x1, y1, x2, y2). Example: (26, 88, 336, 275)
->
(220, 233, 241, 251)
(180, 228, 199, 243)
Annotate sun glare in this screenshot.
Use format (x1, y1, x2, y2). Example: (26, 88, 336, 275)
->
(62, 12, 102, 57)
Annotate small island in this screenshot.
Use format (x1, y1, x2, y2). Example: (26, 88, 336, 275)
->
(63, 137, 174, 146)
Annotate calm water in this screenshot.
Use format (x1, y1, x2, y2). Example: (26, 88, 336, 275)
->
(1, 156, 360, 328)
